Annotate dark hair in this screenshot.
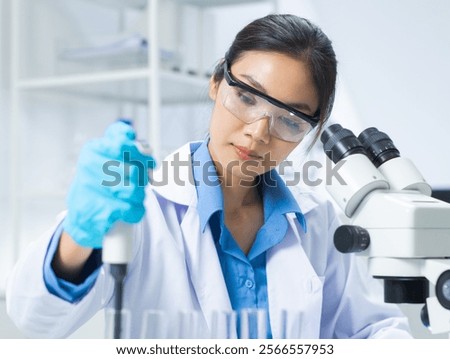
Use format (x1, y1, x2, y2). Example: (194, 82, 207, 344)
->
(212, 14, 337, 143)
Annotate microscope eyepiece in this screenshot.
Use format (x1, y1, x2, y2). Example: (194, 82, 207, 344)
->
(358, 127, 400, 168)
(321, 124, 367, 164)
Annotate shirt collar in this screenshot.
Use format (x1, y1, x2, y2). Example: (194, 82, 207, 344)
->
(192, 140, 306, 232)
(260, 169, 307, 232)
(192, 140, 223, 232)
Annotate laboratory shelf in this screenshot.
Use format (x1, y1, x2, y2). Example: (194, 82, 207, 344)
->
(175, 0, 274, 7)
(17, 68, 152, 89)
(88, 0, 272, 9)
(17, 68, 209, 104)
(88, 0, 148, 10)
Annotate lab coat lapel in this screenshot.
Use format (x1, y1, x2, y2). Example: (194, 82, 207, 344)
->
(153, 141, 232, 320)
(267, 216, 324, 339)
(151, 141, 234, 336)
(180, 201, 233, 332)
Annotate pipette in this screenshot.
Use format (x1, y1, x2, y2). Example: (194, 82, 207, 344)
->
(102, 135, 153, 339)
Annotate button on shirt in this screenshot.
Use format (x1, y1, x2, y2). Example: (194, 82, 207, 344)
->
(192, 140, 306, 338)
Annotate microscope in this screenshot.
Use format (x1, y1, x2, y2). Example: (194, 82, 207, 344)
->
(321, 124, 450, 335)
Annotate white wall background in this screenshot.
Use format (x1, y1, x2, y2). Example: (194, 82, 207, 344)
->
(1, 0, 449, 339)
(281, 0, 450, 189)
(0, 0, 12, 305)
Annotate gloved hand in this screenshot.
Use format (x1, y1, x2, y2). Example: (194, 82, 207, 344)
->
(63, 121, 156, 248)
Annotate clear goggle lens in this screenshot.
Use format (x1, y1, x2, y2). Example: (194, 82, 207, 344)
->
(222, 86, 312, 142)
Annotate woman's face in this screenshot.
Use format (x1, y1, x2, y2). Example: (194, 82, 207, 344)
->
(208, 51, 319, 183)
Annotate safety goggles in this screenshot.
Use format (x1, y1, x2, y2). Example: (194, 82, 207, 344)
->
(222, 61, 320, 143)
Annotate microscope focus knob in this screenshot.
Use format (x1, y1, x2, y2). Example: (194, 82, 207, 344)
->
(334, 225, 370, 253)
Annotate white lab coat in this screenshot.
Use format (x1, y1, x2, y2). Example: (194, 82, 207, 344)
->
(6, 142, 412, 339)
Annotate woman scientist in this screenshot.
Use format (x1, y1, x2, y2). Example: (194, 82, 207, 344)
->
(6, 14, 412, 339)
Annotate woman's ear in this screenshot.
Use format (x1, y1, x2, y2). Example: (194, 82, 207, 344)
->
(209, 76, 219, 101)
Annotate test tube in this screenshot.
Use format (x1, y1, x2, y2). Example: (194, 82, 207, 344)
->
(209, 310, 238, 339)
(176, 310, 205, 339)
(279, 309, 304, 339)
(238, 309, 268, 339)
(140, 309, 168, 339)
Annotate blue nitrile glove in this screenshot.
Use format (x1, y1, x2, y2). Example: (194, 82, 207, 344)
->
(62, 121, 156, 248)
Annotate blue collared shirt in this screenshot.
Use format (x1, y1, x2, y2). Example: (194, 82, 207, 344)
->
(192, 140, 306, 338)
